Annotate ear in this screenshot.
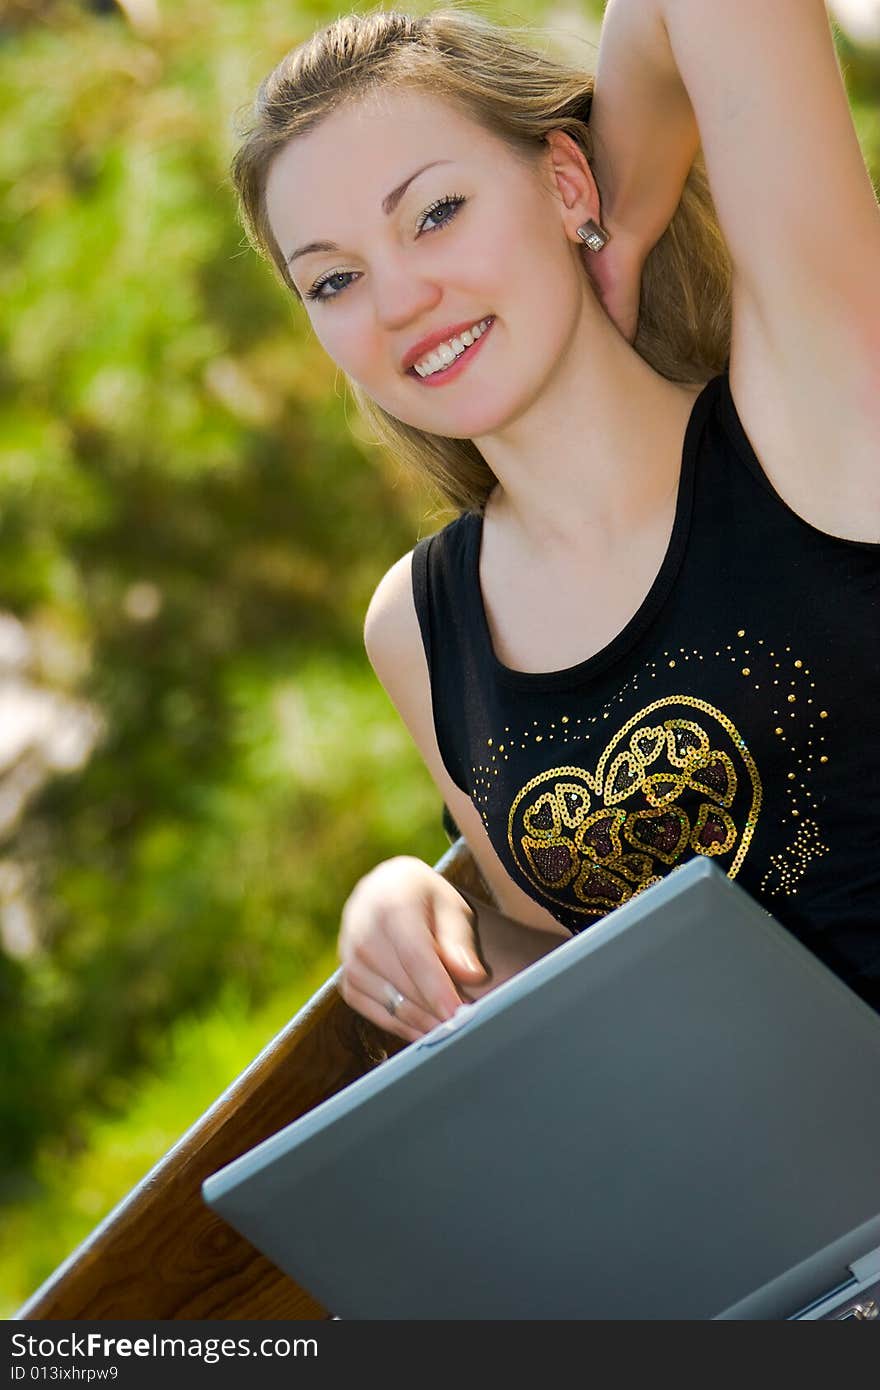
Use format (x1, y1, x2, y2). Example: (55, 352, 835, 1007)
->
(540, 127, 603, 237)
(541, 129, 644, 344)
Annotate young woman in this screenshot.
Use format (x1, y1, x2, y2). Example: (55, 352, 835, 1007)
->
(230, 3, 880, 1045)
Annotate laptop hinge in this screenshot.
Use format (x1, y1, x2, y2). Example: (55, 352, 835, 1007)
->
(850, 1243, 880, 1283)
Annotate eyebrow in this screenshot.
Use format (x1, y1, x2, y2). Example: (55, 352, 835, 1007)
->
(285, 159, 453, 267)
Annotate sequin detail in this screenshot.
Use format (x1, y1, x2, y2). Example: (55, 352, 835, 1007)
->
(507, 696, 763, 921)
(759, 818, 831, 897)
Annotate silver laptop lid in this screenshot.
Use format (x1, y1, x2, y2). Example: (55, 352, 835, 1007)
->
(204, 858, 880, 1319)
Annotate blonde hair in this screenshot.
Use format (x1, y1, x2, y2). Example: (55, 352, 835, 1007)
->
(230, 3, 732, 514)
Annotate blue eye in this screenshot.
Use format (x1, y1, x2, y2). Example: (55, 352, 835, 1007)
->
(303, 193, 467, 304)
(417, 193, 466, 235)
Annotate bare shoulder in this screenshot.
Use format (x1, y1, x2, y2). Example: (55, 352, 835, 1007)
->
(363, 548, 423, 684)
(363, 549, 569, 934)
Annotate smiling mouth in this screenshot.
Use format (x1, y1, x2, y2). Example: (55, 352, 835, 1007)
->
(406, 317, 495, 383)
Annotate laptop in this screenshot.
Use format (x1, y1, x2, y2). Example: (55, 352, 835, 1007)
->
(203, 857, 880, 1320)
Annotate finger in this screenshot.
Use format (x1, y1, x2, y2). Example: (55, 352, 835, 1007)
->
(343, 960, 443, 1037)
(430, 892, 488, 983)
(355, 932, 450, 1025)
(385, 920, 465, 1021)
(339, 975, 424, 1045)
(339, 885, 446, 1022)
(350, 900, 463, 1021)
(348, 928, 450, 1028)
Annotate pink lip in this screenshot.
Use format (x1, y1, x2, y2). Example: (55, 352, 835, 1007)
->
(401, 316, 494, 374)
(407, 318, 495, 387)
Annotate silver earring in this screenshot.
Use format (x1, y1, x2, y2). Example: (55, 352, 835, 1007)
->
(576, 219, 610, 252)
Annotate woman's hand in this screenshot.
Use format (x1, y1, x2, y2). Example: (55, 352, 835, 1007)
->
(581, 225, 649, 345)
(337, 856, 488, 1043)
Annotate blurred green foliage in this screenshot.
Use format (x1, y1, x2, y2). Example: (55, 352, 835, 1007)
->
(0, 0, 457, 1251)
(0, 0, 877, 1317)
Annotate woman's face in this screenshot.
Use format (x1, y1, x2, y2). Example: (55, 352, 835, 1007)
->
(266, 88, 589, 440)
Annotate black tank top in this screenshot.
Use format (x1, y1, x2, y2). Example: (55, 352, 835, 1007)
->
(411, 371, 880, 1013)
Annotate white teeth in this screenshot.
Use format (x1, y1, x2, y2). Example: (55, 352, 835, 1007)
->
(412, 318, 492, 377)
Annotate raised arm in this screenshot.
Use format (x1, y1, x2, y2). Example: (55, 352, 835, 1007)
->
(588, 0, 880, 352)
(588, 0, 700, 259)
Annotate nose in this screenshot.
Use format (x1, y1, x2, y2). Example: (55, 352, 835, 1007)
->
(369, 255, 443, 334)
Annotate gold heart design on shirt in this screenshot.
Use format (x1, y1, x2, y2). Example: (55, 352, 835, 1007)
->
(507, 696, 762, 922)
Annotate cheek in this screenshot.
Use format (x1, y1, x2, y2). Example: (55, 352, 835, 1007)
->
(506, 233, 582, 344)
(314, 314, 382, 380)
(448, 224, 514, 305)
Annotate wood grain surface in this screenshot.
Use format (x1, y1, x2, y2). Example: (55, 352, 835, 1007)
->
(15, 837, 491, 1320)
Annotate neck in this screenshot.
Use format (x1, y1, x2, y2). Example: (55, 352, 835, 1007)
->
(472, 291, 705, 556)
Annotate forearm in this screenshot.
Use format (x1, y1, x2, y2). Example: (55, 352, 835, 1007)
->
(589, 0, 700, 254)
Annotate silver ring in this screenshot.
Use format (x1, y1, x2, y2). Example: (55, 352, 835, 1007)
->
(383, 983, 406, 1018)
